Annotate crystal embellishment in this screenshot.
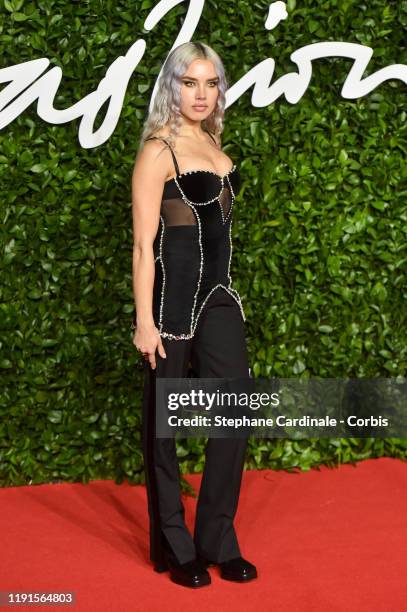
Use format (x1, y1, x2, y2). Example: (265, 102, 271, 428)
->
(131, 159, 245, 339)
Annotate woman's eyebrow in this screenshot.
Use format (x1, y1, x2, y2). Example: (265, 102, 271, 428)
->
(182, 76, 219, 81)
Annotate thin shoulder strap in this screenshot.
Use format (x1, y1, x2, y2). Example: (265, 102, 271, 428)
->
(203, 128, 217, 145)
(145, 136, 180, 176)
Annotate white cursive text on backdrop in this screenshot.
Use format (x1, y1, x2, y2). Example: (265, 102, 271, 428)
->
(0, 1, 405, 148)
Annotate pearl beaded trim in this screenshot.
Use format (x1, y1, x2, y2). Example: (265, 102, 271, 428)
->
(222, 173, 234, 225)
(226, 173, 236, 285)
(166, 164, 236, 185)
(158, 283, 246, 340)
(156, 172, 245, 340)
(132, 165, 245, 339)
(158, 215, 166, 330)
(171, 166, 237, 209)
(174, 178, 219, 207)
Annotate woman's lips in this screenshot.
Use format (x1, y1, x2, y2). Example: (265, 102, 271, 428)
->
(193, 106, 207, 111)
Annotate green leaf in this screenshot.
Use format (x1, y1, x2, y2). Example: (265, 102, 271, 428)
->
(318, 325, 333, 333)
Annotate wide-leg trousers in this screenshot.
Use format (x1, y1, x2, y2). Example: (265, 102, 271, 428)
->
(141, 286, 251, 566)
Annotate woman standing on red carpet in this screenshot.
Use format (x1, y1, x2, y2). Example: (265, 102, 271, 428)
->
(131, 41, 257, 588)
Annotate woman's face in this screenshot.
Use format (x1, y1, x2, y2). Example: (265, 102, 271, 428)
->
(179, 59, 219, 123)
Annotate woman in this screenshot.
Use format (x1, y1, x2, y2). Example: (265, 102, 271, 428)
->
(131, 41, 257, 588)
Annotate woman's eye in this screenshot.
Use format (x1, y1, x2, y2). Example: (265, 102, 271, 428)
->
(183, 81, 218, 87)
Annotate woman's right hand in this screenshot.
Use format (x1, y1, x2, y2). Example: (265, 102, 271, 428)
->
(133, 322, 167, 370)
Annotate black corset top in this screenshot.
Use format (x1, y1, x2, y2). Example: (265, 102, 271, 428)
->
(142, 133, 245, 340)
(161, 164, 241, 219)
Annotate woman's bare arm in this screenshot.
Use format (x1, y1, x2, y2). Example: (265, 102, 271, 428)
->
(131, 139, 171, 369)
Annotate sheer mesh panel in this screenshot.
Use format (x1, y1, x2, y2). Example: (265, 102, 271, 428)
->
(219, 185, 232, 218)
(161, 198, 197, 226)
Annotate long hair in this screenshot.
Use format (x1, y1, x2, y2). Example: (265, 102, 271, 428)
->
(138, 41, 228, 151)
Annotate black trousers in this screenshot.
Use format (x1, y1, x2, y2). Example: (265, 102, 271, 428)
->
(141, 287, 251, 566)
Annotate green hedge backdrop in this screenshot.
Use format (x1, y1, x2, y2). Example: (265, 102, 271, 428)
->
(1, 0, 406, 489)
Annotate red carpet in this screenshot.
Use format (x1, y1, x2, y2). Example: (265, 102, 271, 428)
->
(1, 457, 406, 611)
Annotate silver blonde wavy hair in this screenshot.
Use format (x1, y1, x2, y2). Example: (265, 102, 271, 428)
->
(138, 41, 228, 152)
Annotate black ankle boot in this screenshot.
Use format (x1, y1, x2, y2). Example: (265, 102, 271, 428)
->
(198, 555, 257, 582)
(154, 552, 211, 588)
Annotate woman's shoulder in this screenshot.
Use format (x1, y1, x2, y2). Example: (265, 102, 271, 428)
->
(140, 130, 175, 160)
(137, 133, 174, 175)
(145, 128, 172, 142)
